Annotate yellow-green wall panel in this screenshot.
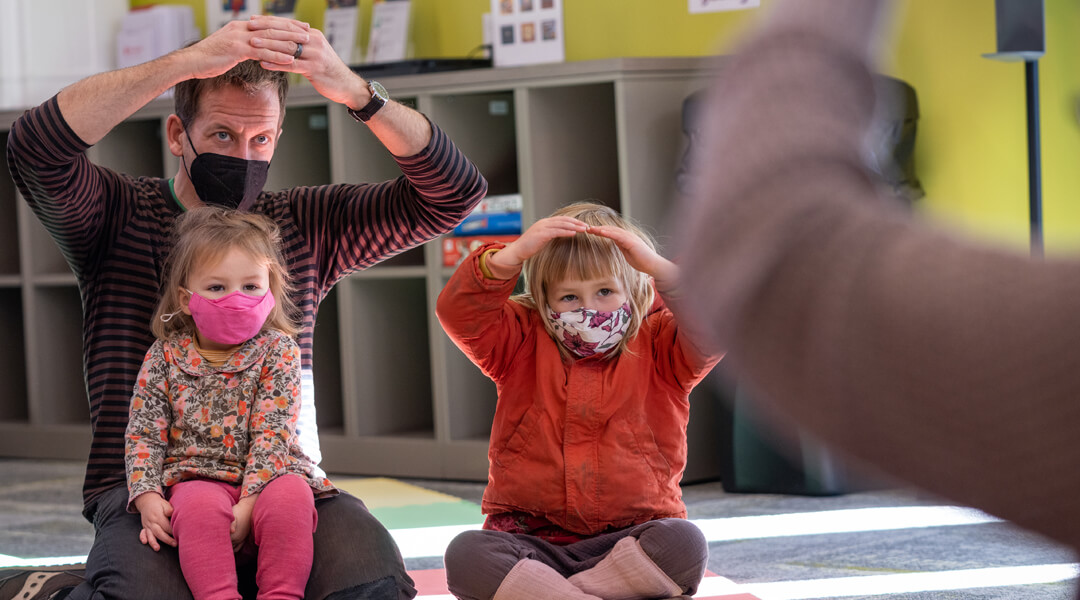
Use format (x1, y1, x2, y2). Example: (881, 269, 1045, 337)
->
(131, 0, 1080, 253)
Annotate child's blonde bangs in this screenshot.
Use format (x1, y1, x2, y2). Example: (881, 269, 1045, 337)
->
(515, 202, 657, 359)
(543, 231, 630, 290)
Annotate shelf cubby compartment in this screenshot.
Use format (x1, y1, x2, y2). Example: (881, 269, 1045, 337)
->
(440, 332, 497, 442)
(330, 96, 421, 185)
(87, 117, 166, 178)
(426, 91, 519, 196)
(25, 285, 88, 425)
(0, 58, 722, 481)
(338, 275, 434, 438)
(523, 83, 620, 220)
(0, 132, 20, 276)
(365, 247, 426, 272)
(267, 105, 331, 191)
(432, 264, 523, 445)
(0, 289, 28, 422)
(312, 286, 343, 435)
(611, 76, 707, 241)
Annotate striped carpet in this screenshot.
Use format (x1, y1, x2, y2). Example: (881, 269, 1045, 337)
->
(2, 475, 1076, 599)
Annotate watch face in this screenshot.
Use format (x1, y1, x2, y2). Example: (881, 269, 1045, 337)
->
(370, 81, 389, 102)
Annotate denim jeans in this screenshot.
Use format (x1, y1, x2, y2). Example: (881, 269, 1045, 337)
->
(67, 484, 416, 600)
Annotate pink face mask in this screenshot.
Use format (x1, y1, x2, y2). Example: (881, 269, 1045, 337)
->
(184, 288, 276, 345)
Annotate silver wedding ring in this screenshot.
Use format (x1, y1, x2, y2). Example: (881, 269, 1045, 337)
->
(293, 43, 303, 59)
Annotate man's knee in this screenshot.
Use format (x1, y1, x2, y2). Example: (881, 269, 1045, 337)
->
(314, 492, 391, 546)
(80, 485, 193, 600)
(323, 575, 402, 600)
(307, 493, 414, 600)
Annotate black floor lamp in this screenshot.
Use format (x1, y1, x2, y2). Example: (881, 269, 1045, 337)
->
(983, 0, 1046, 257)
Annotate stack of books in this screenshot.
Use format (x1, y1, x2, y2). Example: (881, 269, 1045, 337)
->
(442, 194, 523, 267)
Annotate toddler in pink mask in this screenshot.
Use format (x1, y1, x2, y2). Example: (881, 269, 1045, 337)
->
(125, 206, 335, 600)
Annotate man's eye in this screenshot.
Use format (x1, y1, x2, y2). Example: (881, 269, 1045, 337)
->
(255, 135, 270, 144)
(215, 132, 230, 141)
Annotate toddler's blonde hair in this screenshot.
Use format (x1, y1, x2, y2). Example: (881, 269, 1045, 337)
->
(151, 206, 300, 341)
(513, 201, 656, 359)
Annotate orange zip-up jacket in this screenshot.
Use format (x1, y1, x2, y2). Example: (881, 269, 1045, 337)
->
(436, 242, 721, 536)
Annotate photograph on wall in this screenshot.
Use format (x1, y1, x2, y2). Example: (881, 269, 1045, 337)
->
(491, 0, 563, 67)
(262, 0, 297, 18)
(207, 0, 262, 32)
(541, 19, 557, 41)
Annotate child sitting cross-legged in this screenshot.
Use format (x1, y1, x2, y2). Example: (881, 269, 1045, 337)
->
(436, 201, 723, 600)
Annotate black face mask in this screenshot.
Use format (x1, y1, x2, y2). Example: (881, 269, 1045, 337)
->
(183, 131, 269, 211)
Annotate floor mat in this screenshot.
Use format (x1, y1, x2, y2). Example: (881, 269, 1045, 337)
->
(0, 477, 761, 599)
(332, 478, 760, 599)
(333, 477, 484, 529)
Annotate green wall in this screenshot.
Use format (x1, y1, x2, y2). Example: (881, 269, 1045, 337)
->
(134, 0, 1080, 253)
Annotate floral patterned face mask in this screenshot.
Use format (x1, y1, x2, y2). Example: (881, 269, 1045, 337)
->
(547, 303, 632, 358)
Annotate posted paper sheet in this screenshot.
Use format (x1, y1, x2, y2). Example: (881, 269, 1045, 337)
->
(491, 0, 564, 68)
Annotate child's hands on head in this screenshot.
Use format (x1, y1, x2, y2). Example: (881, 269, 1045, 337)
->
(133, 491, 176, 551)
(587, 225, 679, 294)
(485, 216, 589, 279)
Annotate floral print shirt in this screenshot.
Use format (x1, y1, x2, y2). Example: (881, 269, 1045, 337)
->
(125, 330, 335, 509)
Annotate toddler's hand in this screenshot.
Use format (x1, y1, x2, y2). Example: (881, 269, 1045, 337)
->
(587, 225, 678, 292)
(231, 494, 257, 552)
(486, 216, 588, 278)
(133, 492, 176, 551)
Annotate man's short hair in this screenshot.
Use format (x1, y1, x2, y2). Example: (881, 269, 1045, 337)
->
(173, 60, 289, 128)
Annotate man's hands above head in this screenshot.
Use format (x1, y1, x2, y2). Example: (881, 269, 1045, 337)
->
(246, 16, 365, 111)
(186, 15, 312, 81)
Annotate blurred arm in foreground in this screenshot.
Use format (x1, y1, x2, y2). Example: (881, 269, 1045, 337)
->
(673, 0, 1080, 552)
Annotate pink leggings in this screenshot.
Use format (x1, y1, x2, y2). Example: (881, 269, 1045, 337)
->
(167, 475, 318, 600)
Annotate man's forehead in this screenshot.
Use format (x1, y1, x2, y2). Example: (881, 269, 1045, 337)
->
(192, 86, 283, 126)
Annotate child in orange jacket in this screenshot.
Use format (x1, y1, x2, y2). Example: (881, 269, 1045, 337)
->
(436, 201, 722, 600)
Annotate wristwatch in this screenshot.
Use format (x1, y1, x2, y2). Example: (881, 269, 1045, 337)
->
(348, 81, 389, 123)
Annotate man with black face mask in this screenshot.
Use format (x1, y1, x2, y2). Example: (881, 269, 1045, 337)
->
(6, 14, 486, 600)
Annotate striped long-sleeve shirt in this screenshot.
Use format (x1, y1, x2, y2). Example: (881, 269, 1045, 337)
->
(6, 94, 488, 514)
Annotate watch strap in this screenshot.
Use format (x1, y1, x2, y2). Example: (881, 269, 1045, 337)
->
(349, 81, 388, 123)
